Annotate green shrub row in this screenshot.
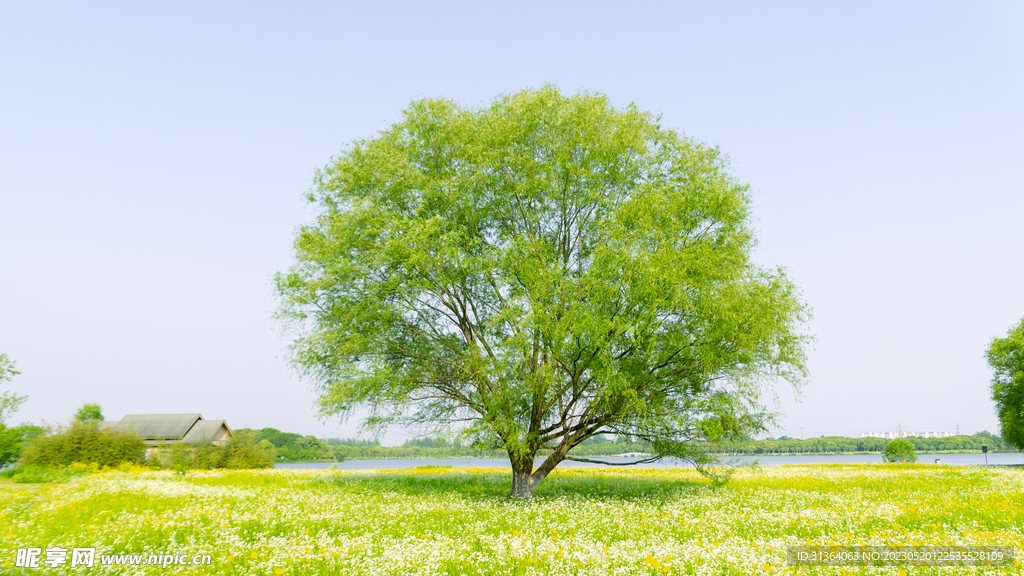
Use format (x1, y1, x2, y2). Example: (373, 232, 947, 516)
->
(160, 433, 275, 471)
(9, 422, 273, 477)
(21, 421, 145, 467)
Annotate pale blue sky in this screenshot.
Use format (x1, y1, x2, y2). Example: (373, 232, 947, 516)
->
(2, 2, 1022, 442)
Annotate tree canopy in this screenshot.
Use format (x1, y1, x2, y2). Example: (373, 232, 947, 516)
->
(73, 403, 104, 423)
(882, 438, 917, 463)
(277, 87, 810, 498)
(987, 317, 1024, 451)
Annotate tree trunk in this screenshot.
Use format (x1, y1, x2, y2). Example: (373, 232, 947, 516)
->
(510, 468, 538, 499)
(509, 455, 539, 500)
(508, 450, 567, 500)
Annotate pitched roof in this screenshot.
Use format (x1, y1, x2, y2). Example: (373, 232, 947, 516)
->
(181, 420, 232, 444)
(110, 414, 203, 440)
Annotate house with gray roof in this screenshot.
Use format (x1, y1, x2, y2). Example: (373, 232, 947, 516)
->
(100, 414, 233, 447)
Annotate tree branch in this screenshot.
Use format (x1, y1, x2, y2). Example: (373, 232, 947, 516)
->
(563, 455, 662, 466)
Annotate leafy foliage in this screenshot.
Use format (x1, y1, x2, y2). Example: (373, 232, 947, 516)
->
(0, 426, 24, 467)
(73, 402, 104, 423)
(163, 431, 275, 471)
(21, 421, 145, 468)
(277, 87, 810, 497)
(882, 438, 917, 463)
(239, 427, 335, 462)
(0, 353, 27, 426)
(987, 317, 1024, 451)
(0, 353, 33, 467)
(0, 353, 19, 384)
(0, 423, 43, 467)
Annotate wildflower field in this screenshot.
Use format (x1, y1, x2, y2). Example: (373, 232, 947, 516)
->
(2, 464, 1022, 575)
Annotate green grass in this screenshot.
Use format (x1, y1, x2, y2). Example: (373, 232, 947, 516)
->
(1, 464, 95, 484)
(2, 464, 1022, 575)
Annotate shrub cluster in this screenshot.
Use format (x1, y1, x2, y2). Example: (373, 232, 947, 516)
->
(16, 423, 273, 472)
(883, 438, 918, 463)
(162, 432, 274, 471)
(20, 421, 145, 468)
(0, 424, 43, 467)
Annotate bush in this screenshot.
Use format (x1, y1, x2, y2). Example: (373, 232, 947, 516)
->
(0, 423, 41, 468)
(20, 421, 145, 468)
(883, 438, 917, 463)
(161, 432, 275, 471)
(223, 432, 276, 469)
(0, 424, 27, 467)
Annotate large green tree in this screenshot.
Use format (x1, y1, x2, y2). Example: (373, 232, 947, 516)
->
(987, 317, 1024, 451)
(277, 87, 811, 499)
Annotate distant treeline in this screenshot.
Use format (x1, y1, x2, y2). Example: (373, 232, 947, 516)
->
(238, 428, 1013, 462)
(710, 432, 1011, 455)
(239, 429, 649, 462)
(237, 428, 337, 462)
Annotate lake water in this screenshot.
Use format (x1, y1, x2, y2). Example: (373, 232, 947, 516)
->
(275, 452, 1024, 470)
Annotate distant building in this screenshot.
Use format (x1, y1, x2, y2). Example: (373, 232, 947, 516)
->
(859, 431, 952, 439)
(100, 414, 233, 456)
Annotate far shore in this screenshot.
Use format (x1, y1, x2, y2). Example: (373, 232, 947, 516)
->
(278, 453, 652, 463)
(276, 449, 1016, 464)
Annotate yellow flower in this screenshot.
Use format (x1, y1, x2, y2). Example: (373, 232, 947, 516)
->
(645, 555, 662, 568)
(250, 551, 259, 559)
(275, 569, 284, 575)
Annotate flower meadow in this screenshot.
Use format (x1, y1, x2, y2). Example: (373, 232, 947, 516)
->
(2, 463, 1023, 575)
